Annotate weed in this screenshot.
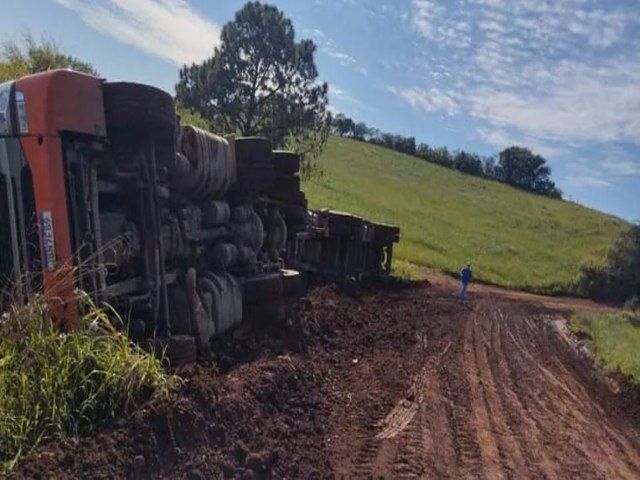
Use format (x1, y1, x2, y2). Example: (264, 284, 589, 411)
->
(571, 311, 640, 382)
(392, 259, 427, 282)
(0, 293, 176, 473)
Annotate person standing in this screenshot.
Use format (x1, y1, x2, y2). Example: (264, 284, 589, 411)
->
(458, 263, 473, 303)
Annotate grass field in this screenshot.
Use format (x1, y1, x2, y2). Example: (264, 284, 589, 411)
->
(303, 137, 629, 293)
(571, 312, 640, 381)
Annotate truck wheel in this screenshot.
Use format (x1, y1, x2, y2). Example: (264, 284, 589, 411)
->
(103, 82, 176, 138)
(272, 151, 301, 174)
(275, 174, 300, 192)
(164, 335, 197, 367)
(235, 137, 273, 165)
(168, 287, 191, 335)
(236, 163, 276, 192)
(243, 272, 283, 304)
(268, 175, 301, 202)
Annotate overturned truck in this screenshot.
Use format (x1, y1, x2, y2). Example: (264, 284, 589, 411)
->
(0, 70, 399, 363)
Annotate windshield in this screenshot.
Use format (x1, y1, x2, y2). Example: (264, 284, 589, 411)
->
(0, 81, 13, 136)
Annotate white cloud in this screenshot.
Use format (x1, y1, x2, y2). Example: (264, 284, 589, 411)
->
(471, 0, 505, 7)
(476, 127, 566, 158)
(392, 86, 460, 116)
(411, 0, 472, 48)
(304, 28, 359, 68)
(399, 0, 640, 160)
(329, 84, 361, 105)
(330, 85, 346, 97)
(54, 0, 221, 65)
(565, 176, 612, 188)
(468, 59, 640, 144)
(323, 46, 356, 65)
(326, 104, 341, 116)
(602, 157, 640, 177)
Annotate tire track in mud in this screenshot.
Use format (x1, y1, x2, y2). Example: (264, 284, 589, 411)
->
(487, 307, 562, 479)
(343, 293, 640, 479)
(386, 340, 456, 479)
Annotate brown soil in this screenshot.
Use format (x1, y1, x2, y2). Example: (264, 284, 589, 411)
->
(11, 278, 640, 479)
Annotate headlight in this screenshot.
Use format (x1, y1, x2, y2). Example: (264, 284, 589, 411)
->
(15, 91, 29, 134)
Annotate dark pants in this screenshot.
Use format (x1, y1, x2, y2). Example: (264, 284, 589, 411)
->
(459, 281, 469, 302)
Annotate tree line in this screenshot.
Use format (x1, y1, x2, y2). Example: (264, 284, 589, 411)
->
(332, 113, 562, 199)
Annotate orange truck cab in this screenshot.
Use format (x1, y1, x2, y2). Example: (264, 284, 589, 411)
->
(1, 71, 106, 325)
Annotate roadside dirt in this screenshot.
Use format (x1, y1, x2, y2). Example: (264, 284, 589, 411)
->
(11, 278, 640, 479)
(423, 268, 616, 313)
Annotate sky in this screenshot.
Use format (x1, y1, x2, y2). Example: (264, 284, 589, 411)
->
(0, 0, 638, 221)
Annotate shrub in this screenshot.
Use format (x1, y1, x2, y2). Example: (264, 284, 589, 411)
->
(0, 293, 176, 473)
(579, 226, 640, 303)
(571, 311, 640, 381)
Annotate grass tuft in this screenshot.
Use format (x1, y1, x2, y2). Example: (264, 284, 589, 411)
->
(0, 293, 176, 473)
(571, 311, 640, 382)
(392, 259, 427, 282)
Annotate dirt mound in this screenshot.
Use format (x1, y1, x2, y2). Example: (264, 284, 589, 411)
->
(13, 357, 329, 480)
(11, 279, 640, 479)
(11, 279, 416, 479)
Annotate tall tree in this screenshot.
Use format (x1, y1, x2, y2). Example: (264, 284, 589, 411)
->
(453, 151, 483, 176)
(496, 146, 561, 197)
(332, 113, 355, 137)
(176, 1, 329, 152)
(0, 34, 97, 82)
(352, 122, 369, 141)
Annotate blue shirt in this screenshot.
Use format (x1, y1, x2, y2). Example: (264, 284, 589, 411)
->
(460, 267, 472, 284)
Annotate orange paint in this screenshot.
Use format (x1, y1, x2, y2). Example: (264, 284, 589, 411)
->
(15, 70, 106, 138)
(15, 70, 107, 327)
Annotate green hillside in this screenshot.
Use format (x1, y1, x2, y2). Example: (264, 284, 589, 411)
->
(303, 137, 629, 293)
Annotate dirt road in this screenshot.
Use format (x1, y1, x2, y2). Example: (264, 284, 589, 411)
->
(13, 279, 640, 479)
(334, 292, 640, 479)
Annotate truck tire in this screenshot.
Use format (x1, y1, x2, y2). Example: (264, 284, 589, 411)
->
(211, 243, 238, 269)
(164, 335, 197, 367)
(235, 137, 272, 165)
(103, 82, 176, 138)
(237, 163, 276, 192)
(268, 175, 301, 202)
(276, 174, 300, 192)
(272, 151, 301, 174)
(149, 335, 197, 368)
(168, 287, 191, 335)
(243, 272, 283, 304)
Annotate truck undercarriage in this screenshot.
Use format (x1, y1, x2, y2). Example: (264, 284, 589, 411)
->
(0, 70, 399, 364)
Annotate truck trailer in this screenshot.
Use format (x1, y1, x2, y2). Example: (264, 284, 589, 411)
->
(0, 70, 399, 364)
